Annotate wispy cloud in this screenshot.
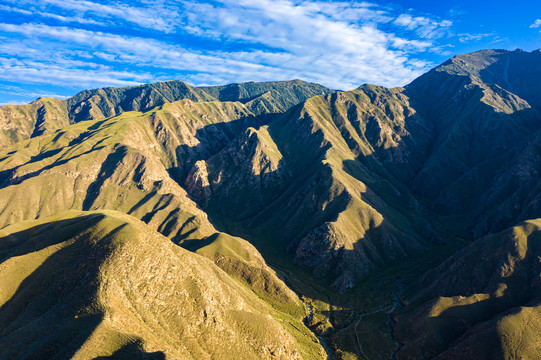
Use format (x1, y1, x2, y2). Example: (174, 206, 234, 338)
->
(3, 0, 181, 31)
(530, 19, 541, 28)
(457, 33, 496, 43)
(393, 14, 452, 39)
(0, 0, 459, 100)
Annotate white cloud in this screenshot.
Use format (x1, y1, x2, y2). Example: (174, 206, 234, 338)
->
(0, 56, 146, 88)
(3, 0, 181, 31)
(530, 19, 541, 28)
(457, 33, 495, 43)
(393, 13, 452, 39)
(0, 0, 457, 93)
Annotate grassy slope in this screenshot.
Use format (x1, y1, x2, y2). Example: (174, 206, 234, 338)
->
(0, 210, 323, 360)
(0, 98, 319, 352)
(395, 219, 541, 359)
(0, 98, 69, 147)
(187, 87, 437, 292)
(0, 99, 258, 240)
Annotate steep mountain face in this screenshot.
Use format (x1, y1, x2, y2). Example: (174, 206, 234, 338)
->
(0, 211, 321, 359)
(395, 219, 541, 359)
(0, 80, 333, 147)
(405, 49, 541, 236)
(1, 49, 541, 359)
(66, 80, 215, 123)
(185, 85, 436, 292)
(199, 80, 334, 116)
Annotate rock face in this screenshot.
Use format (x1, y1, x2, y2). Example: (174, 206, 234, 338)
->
(185, 126, 291, 220)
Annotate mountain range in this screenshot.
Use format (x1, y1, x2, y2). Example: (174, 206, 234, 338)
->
(0, 49, 540, 359)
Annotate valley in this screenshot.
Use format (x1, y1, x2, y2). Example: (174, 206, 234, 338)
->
(1, 49, 540, 359)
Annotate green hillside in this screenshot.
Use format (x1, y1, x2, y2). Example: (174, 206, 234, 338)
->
(0, 210, 323, 359)
(1, 49, 541, 359)
(396, 219, 541, 359)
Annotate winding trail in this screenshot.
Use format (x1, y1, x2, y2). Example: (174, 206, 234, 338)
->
(353, 278, 405, 360)
(275, 266, 405, 360)
(274, 266, 335, 360)
(354, 305, 389, 360)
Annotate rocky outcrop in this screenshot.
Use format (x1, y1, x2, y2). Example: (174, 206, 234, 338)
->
(185, 126, 291, 220)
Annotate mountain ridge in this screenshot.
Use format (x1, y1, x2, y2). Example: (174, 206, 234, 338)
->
(1, 48, 541, 359)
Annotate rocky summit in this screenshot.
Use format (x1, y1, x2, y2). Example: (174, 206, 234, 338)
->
(1, 49, 541, 359)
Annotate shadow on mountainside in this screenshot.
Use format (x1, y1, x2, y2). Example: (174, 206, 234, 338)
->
(170, 113, 279, 182)
(94, 341, 166, 360)
(0, 215, 109, 360)
(405, 99, 541, 238)
(0, 213, 168, 360)
(0, 213, 105, 263)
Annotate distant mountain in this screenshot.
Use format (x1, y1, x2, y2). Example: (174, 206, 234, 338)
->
(0, 80, 334, 147)
(1, 49, 541, 359)
(67, 80, 215, 123)
(199, 80, 333, 115)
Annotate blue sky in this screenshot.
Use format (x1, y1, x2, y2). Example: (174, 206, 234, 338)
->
(0, 0, 539, 105)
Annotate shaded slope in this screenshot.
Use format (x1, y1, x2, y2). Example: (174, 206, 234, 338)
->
(405, 49, 541, 236)
(395, 219, 541, 359)
(0, 210, 323, 359)
(186, 86, 436, 292)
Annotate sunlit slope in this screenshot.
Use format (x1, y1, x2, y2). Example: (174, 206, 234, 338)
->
(0, 97, 69, 147)
(395, 219, 541, 359)
(0, 210, 323, 360)
(0, 80, 334, 148)
(0, 98, 313, 318)
(0, 99, 261, 241)
(186, 86, 437, 292)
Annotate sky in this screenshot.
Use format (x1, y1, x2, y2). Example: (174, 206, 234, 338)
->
(0, 0, 539, 105)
